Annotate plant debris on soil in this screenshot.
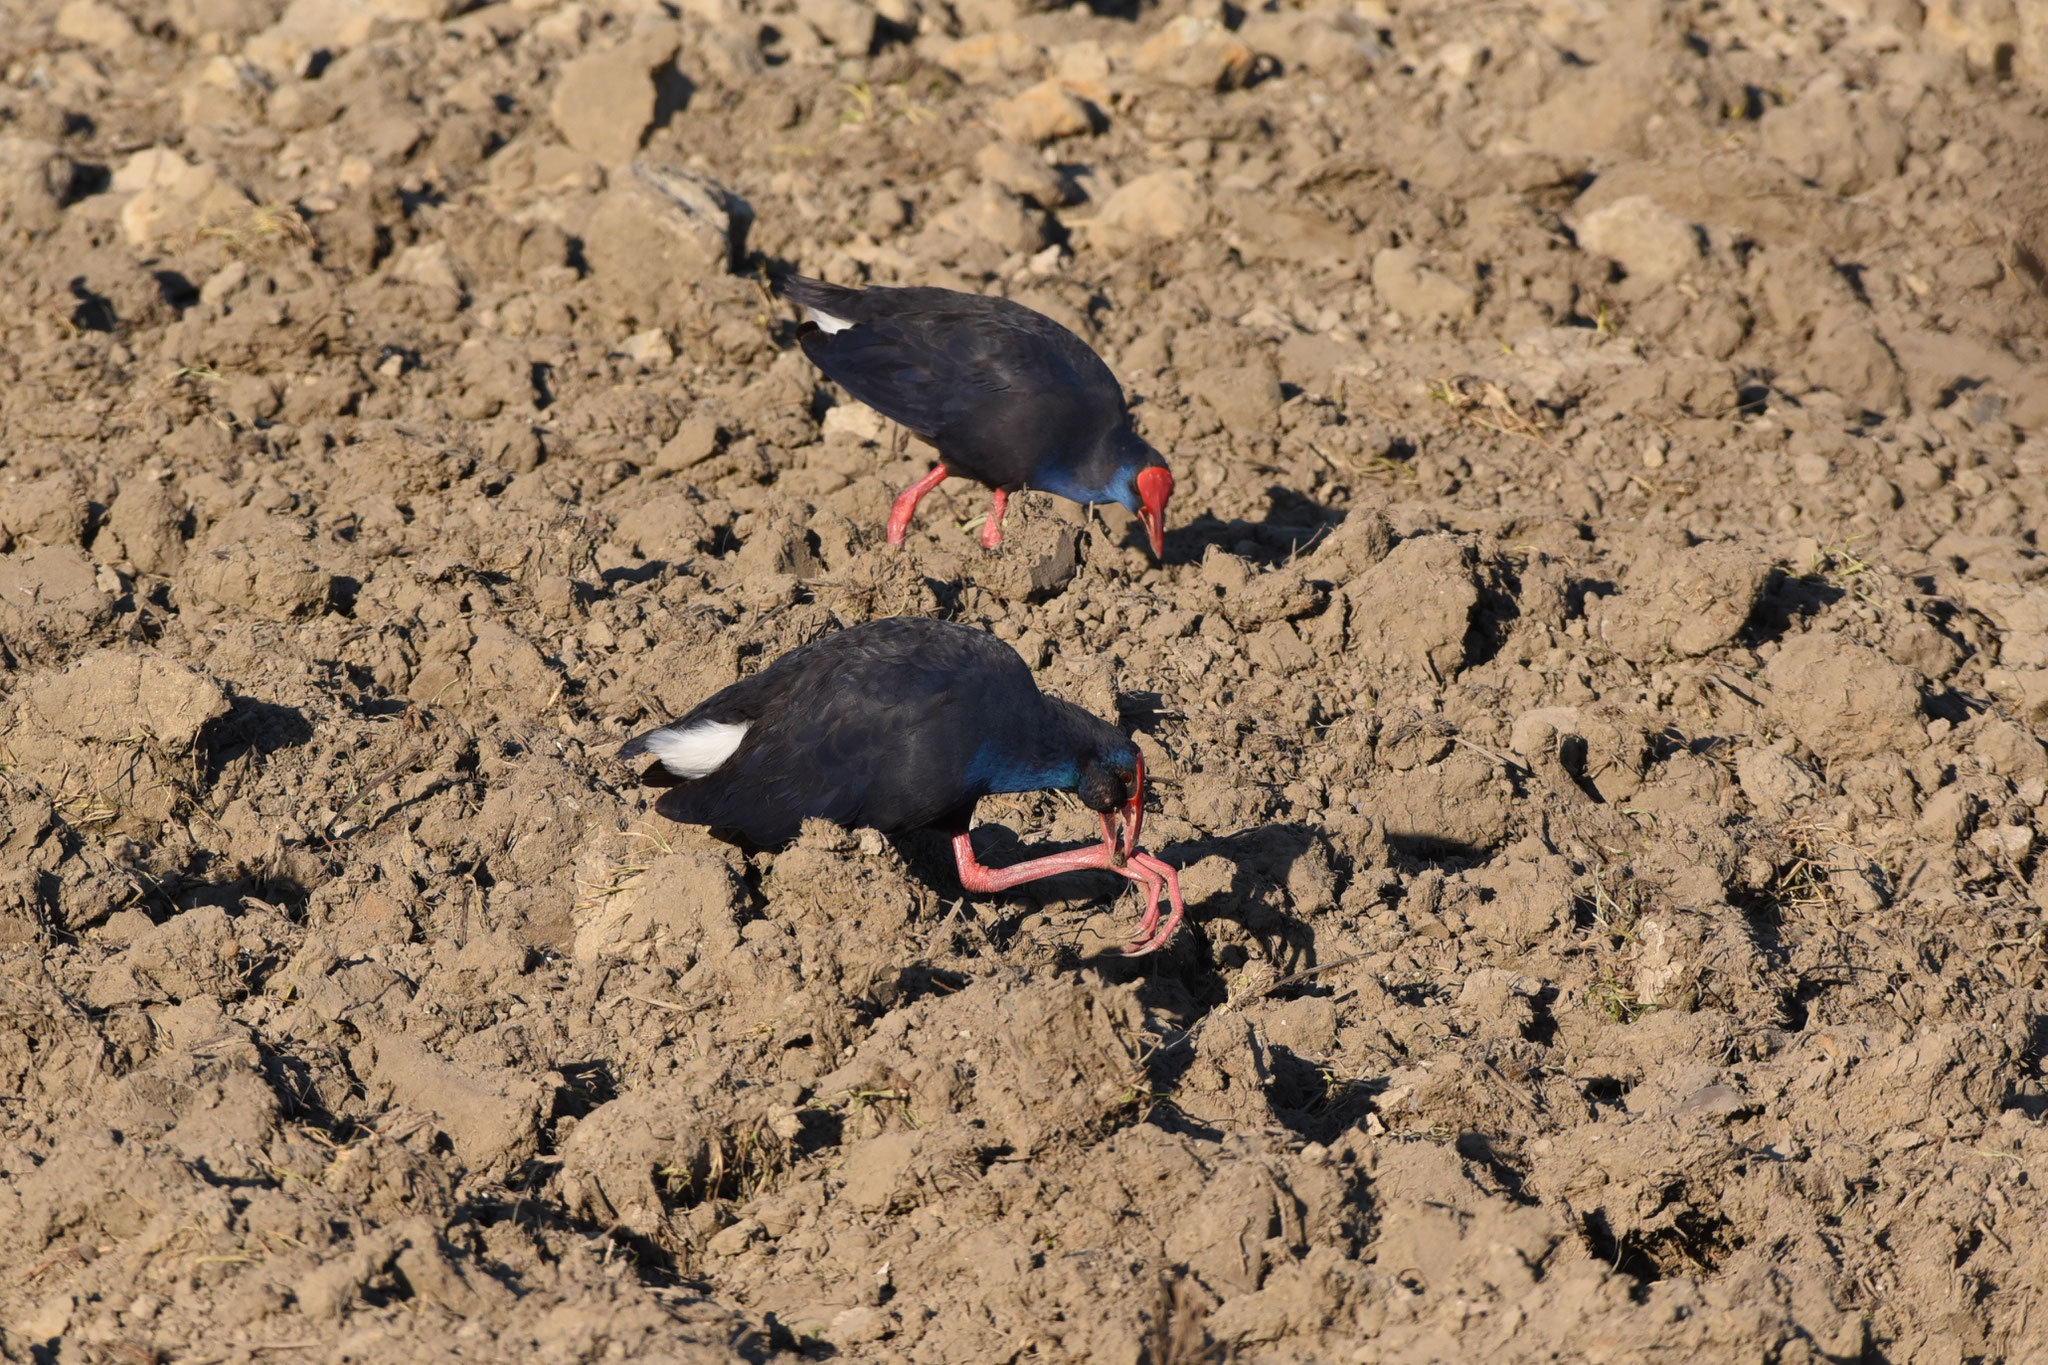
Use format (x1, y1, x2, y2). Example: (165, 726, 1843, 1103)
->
(5, 0, 2048, 1361)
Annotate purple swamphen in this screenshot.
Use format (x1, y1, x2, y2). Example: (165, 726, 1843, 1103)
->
(620, 617, 1186, 955)
(782, 275, 1176, 558)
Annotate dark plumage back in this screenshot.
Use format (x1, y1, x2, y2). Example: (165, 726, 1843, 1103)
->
(782, 276, 1143, 495)
(622, 618, 1070, 847)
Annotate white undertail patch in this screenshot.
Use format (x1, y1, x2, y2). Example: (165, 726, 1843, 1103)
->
(644, 720, 750, 779)
(806, 306, 854, 335)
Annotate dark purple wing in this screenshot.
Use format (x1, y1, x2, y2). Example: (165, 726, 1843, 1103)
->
(622, 618, 1046, 845)
(784, 278, 1129, 490)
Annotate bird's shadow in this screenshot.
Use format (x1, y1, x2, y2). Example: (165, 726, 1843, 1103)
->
(1164, 484, 1346, 568)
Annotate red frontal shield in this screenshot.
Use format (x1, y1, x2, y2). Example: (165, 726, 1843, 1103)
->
(1135, 466, 1173, 559)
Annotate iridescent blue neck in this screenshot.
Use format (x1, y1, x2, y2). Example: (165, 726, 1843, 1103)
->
(964, 741, 1081, 795)
(1031, 461, 1140, 512)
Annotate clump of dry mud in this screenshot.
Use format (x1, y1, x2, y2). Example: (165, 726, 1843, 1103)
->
(6, 0, 2048, 1361)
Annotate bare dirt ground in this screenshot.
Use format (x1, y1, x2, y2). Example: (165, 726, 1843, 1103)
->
(6, 0, 2048, 1360)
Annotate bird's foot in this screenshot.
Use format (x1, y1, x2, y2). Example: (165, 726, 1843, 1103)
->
(1119, 851, 1185, 957)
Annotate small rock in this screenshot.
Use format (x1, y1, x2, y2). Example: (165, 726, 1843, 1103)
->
(937, 29, 1044, 83)
(1922, 0, 2035, 79)
(0, 471, 87, 550)
(1510, 706, 1582, 763)
(1673, 1084, 1747, 1120)
(706, 1217, 763, 1257)
(1306, 508, 1393, 580)
(387, 240, 463, 293)
(106, 482, 186, 575)
(1050, 39, 1112, 99)
(619, 329, 674, 367)
(655, 414, 724, 471)
(1090, 169, 1206, 244)
(797, 0, 875, 53)
(950, 0, 1032, 33)
(363, 1034, 548, 1174)
(0, 135, 72, 233)
(989, 81, 1094, 144)
(550, 32, 681, 166)
(930, 182, 1048, 253)
(974, 141, 1074, 207)
(1757, 73, 1905, 196)
(1134, 14, 1257, 90)
(1916, 786, 1977, 843)
(1974, 823, 2035, 861)
(1807, 310, 1905, 414)
(0, 545, 114, 648)
(1433, 39, 1486, 83)
(734, 520, 823, 580)
(1201, 545, 1252, 592)
(822, 403, 886, 443)
(112, 147, 253, 247)
(1371, 246, 1473, 321)
(864, 187, 909, 234)
(1764, 633, 1924, 764)
(244, 0, 381, 74)
(20, 651, 231, 750)
(828, 1305, 891, 1346)
(1574, 195, 1700, 284)
(1735, 747, 1819, 821)
(873, 0, 921, 29)
(1238, 8, 1384, 78)
(1793, 452, 1832, 486)
(1192, 359, 1283, 433)
(55, 0, 138, 49)
(1588, 541, 1771, 661)
(1971, 717, 2048, 781)
(1343, 535, 1481, 680)
(1986, 667, 2048, 726)
(186, 539, 330, 620)
(584, 163, 749, 302)
(1937, 247, 2004, 291)
(840, 1130, 922, 1211)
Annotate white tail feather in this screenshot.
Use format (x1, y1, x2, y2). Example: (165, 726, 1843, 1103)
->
(806, 306, 854, 334)
(644, 720, 750, 779)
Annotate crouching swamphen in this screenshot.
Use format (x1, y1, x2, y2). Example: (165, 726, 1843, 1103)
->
(782, 275, 1176, 559)
(620, 617, 1186, 955)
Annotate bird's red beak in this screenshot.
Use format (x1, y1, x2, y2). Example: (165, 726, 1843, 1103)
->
(1098, 751, 1145, 863)
(1121, 751, 1145, 858)
(1135, 466, 1173, 560)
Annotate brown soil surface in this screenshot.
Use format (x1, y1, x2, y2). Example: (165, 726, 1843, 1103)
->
(6, 0, 2048, 1361)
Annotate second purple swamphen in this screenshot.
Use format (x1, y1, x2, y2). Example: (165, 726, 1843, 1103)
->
(782, 275, 1176, 559)
(620, 617, 1186, 955)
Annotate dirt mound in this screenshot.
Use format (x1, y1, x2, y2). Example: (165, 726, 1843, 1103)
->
(6, 0, 2048, 1361)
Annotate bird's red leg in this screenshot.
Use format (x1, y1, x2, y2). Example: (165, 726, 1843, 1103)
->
(888, 465, 950, 545)
(979, 488, 1008, 550)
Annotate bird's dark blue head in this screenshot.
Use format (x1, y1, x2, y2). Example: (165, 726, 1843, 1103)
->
(1077, 737, 1148, 860)
(1034, 425, 1174, 560)
(1058, 701, 1149, 858)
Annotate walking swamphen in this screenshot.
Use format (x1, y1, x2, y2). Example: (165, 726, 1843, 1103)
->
(619, 617, 1186, 955)
(781, 275, 1176, 559)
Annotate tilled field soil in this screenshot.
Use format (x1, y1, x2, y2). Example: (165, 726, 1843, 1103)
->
(6, 0, 2048, 1360)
